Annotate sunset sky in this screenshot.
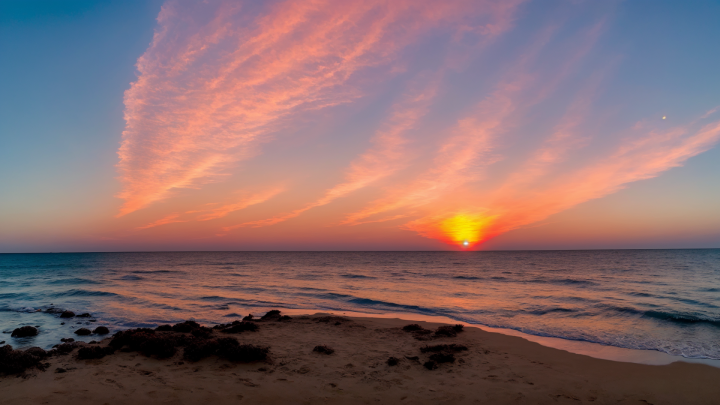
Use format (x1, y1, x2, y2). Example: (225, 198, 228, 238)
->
(1, 0, 719, 252)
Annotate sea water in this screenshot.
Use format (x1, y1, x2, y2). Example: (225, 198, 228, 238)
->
(1, 250, 718, 359)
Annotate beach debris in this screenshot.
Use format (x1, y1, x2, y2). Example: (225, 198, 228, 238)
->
(60, 338, 75, 343)
(74, 328, 92, 336)
(313, 345, 335, 355)
(420, 344, 468, 353)
(0, 345, 48, 375)
(261, 310, 282, 321)
(77, 346, 115, 360)
(387, 356, 400, 366)
(155, 324, 173, 331)
(93, 326, 110, 335)
(402, 324, 423, 332)
(423, 360, 438, 370)
(11, 326, 38, 338)
(76, 313, 92, 318)
(60, 311, 75, 318)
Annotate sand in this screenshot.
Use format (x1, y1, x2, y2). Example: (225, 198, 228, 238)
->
(1, 313, 719, 404)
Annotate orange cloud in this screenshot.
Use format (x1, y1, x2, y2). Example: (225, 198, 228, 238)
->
(117, 0, 523, 217)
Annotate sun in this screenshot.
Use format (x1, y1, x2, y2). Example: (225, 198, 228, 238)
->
(439, 213, 495, 248)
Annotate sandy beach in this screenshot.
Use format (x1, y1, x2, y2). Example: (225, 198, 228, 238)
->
(1, 312, 719, 404)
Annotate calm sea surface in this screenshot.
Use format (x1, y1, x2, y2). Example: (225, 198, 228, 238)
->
(1, 250, 719, 359)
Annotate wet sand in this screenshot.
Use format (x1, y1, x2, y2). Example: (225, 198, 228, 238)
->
(2, 313, 719, 404)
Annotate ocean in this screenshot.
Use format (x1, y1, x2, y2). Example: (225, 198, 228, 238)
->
(1, 250, 719, 360)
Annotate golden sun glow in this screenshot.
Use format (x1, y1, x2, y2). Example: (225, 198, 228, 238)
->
(439, 214, 495, 247)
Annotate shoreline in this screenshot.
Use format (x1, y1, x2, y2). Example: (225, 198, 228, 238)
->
(2, 311, 719, 404)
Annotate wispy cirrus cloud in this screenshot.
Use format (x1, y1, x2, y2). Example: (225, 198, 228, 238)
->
(117, 0, 523, 217)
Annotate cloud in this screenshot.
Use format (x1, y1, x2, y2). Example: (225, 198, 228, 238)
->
(117, 0, 523, 217)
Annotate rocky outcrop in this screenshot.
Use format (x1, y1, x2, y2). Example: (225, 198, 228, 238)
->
(11, 326, 38, 338)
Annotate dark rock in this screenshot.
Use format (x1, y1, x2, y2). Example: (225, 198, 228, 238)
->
(109, 328, 187, 359)
(52, 342, 78, 355)
(222, 344, 269, 363)
(313, 345, 334, 355)
(429, 353, 455, 363)
(76, 313, 92, 318)
(155, 324, 173, 331)
(89, 341, 97, 344)
(93, 326, 110, 335)
(315, 316, 349, 324)
(221, 322, 258, 334)
(261, 310, 282, 321)
(279, 315, 292, 321)
(60, 338, 75, 343)
(402, 324, 423, 332)
(171, 320, 200, 333)
(242, 314, 254, 321)
(0, 341, 4, 345)
(25, 347, 47, 359)
(453, 324, 464, 332)
(55, 368, 67, 373)
(60, 323, 65, 325)
(387, 357, 400, 366)
(77, 346, 115, 360)
(60, 311, 75, 318)
(423, 360, 438, 370)
(420, 344, 468, 353)
(46, 307, 63, 314)
(0, 345, 46, 375)
(184, 338, 228, 362)
(434, 326, 458, 337)
(11, 326, 38, 338)
(191, 327, 213, 339)
(74, 328, 92, 336)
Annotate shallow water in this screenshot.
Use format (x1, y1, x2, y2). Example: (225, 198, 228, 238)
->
(1, 250, 719, 359)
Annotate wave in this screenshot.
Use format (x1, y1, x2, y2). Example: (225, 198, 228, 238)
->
(453, 276, 482, 280)
(339, 274, 377, 279)
(51, 289, 119, 298)
(48, 277, 101, 285)
(642, 310, 720, 328)
(118, 275, 143, 281)
(131, 270, 184, 274)
(527, 278, 597, 286)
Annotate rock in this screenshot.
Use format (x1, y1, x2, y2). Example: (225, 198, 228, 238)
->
(402, 324, 423, 332)
(434, 325, 458, 337)
(429, 353, 455, 363)
(313, 345, 335, 355)
(77, 346, 115, 360)
(74, 328, 92, 336)
(93, 326, 110, 335)
(155, 325, 173, 331)
(260, 310, 282, 321)
(60, 338, 75, 343)
(11, 326, 38, 338)
(279, 315, 292, 321)
(55, 367, 67, 373)
(52, 343, 77, 355)
(76, 313, 92, 318)
(60, 322, 65, 325)
(171, 320, 200, 333)
(0, 341, 4, 345)
(60, 311, 75, 318)
(423, 360, 438, 370)
(387, 357, 400, 366)
(220, 322, 258, 334)
(242, 314, 254, 321)
(25, 347, 48, 359)
(0, 345, 46, 375)
(420, 344, 468, 353)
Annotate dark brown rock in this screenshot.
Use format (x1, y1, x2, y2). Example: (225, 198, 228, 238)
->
(402, 324, 423, 332)
(313, 345, 334, 355)
(423, 360, 438, 370)
(74, 328, 92, 336)
(93, 326, 110, 335)
(0, 345, 46, 375)
(11, 326, 38, 338)
(260, 310, 282, 321)
(76, 313, 92, 318)
(60, 311, 75, 318)
(387, 356, 400, 366)
(77, 346, 115, 360)
(60, 338, 75, 343)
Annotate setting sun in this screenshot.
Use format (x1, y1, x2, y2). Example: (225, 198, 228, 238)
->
(439, 214, 495, 247)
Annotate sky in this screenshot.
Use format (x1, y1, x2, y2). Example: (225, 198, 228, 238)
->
(1, 0, 719, 252)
